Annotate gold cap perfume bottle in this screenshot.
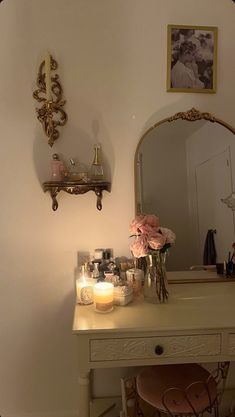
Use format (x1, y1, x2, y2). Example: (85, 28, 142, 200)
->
(90, 144, 104, 181)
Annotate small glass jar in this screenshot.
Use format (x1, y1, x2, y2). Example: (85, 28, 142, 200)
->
(126, 268, 143, 297)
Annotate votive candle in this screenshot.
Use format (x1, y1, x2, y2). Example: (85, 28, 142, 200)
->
(93, 282, 114, 313)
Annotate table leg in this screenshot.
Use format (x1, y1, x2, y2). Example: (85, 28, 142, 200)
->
(78, 370, 90, 417)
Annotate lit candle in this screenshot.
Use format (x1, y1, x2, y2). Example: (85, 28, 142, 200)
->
(93, 282, 114, 313)
(76, 276, 94, 305)
(45, 52, 52, 101)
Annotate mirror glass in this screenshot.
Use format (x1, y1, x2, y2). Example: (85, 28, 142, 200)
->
(135, 110, 235, 271)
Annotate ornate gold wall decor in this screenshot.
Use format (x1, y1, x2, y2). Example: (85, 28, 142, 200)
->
(168, 108, 235, 132)
(33, 55, 68, 147)
(43, 181, 111, 211)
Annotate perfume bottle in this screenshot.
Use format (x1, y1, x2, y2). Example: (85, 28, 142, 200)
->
(92, 262, 100, 279)
(90, 144, 104, 181)
(68, 158, 88, 182)
(51, 153, 65, 181)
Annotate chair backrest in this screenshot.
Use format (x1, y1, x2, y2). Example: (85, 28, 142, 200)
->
(136, 362, 230, 417)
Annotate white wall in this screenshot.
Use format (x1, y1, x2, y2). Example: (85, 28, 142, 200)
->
(0, 1, 235, 416)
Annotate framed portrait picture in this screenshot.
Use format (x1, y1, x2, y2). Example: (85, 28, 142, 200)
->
(167, 25, 218, 93)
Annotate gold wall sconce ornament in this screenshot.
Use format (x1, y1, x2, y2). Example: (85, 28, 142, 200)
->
(221, 192, 235, 211)
(33, 53, 68, 147)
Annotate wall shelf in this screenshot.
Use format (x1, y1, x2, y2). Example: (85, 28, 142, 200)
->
(43, 181, 111, 211)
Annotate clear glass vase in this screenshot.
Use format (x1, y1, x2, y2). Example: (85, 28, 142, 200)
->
(144, 252, 169, 303)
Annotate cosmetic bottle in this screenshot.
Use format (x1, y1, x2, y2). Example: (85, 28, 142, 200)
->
(68, 159, 88, 182)
(90, 144, 104, 181)
(51, 153, 65, 181)
(92, 262, 102, 280)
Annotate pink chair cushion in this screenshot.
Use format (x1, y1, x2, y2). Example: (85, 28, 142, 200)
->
(136, 363, 217, 414)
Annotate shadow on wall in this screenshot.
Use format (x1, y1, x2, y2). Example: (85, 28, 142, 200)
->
(32, 102, 115, 187)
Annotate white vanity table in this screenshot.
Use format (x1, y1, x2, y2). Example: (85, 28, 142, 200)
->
(72, 278, 235, 417)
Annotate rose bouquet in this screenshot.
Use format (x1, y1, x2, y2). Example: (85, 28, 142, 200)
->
(130, 214, 176, 258)
(129, 214, 176, 303)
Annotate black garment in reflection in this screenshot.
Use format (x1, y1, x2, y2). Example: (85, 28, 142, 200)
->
(203, 229, 217, 265)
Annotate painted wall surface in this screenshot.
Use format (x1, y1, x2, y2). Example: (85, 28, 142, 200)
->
(0, 0, 235, 416)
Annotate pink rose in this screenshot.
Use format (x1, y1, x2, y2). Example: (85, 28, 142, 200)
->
(129, 214, 175, 257)
(144, 215, 160, 229)
(148, 232, 166, 250)
(129, 215, 146, 234)
(160, 227, 176, 244)
(130, 214, 160, 234)
(130, 235, 149, 258)
(138, 223, 155, 235)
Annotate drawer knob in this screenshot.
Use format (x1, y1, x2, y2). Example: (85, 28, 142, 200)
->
(155, 345, 164, 355)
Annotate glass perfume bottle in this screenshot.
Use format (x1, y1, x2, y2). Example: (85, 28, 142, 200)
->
(68, 158, 88, 182)
(90, 144, 104, 181)
(68, 159, 80, 181)
(51, 153, 65, 181)
(92, 262, 100, 279)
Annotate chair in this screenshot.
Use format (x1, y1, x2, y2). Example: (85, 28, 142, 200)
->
(121, 362, 230, 417)
(136, 362, 230, 417)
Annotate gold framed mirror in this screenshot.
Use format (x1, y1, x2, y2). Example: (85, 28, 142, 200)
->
(134, 108, 235, 276)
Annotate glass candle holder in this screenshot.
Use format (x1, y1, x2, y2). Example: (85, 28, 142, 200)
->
(93, 282, 114, 313)
(76, 276, 94, 305)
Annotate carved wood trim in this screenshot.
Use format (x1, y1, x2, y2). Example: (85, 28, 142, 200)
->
(90, 334, 221, 362)
(228, 333, 235, 354)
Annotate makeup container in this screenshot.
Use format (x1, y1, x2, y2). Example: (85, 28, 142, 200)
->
(114, 286, 133, 306)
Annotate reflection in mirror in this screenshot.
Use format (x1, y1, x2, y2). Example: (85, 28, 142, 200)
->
(135, 109, 235, 272)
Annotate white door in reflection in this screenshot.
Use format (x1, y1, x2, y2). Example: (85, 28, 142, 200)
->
(196, 148, 234, 263)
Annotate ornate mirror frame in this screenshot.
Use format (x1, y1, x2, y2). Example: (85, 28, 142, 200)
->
(134, 107, 235, 283)
(134, 107, 235, 214)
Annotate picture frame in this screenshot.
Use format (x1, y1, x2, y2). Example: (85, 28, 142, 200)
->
(167, 24, 218, 93)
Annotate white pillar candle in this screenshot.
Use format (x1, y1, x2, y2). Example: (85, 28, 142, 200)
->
(45, 52, 52, 101)
(93, 282, 114, 313)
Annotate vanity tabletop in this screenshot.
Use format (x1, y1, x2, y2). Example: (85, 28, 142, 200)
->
(72, 280, 235, 335)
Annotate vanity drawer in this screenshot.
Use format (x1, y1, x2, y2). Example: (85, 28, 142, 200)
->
(90, 334, 221, 362)
(228, 333, 235, 354)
